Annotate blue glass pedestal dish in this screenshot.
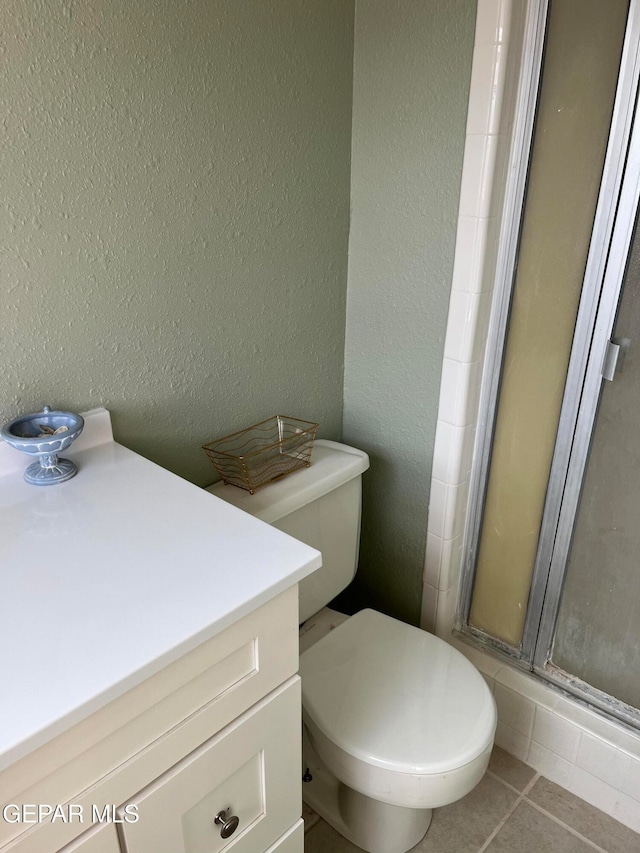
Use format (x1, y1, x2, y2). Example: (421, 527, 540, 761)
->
(1, 406, 84, 486)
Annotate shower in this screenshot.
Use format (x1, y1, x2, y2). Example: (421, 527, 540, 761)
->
(459, 0, 640, 729)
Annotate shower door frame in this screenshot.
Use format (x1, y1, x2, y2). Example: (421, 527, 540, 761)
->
(458, 0, 640, 729)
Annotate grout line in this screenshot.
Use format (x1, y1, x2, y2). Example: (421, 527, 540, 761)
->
(480, 769, 610, 853)
(521, 772, 540, 798)
(485, 766, 540, 797)
(477, 773, 541, 853)
(522, 797, 610, 853)
(485, 768, 528, 796)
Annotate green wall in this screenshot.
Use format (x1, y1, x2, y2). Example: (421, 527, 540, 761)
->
(1, 0, 353, 486)
(341, 0, 477, 624)
(2, 0, 479, 627)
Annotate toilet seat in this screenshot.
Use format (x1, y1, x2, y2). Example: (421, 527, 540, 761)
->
(300, 609, 496, 806)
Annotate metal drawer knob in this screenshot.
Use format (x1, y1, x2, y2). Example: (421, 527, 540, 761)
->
(214, 808, 240, 839)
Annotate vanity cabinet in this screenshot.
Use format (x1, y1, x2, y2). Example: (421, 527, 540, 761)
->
(119, 679, 300, 853)
(56, 825, 120, 853)
(0, 411, 318, 853)
(1, 587, 304, 853)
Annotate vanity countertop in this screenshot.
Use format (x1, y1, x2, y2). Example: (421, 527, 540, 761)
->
(0, 409, 321, 772)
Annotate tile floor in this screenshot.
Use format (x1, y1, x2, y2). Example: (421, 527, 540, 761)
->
(303, 747, 640, 852)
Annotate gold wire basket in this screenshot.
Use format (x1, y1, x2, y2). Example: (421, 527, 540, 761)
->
(203, 415, 319, 494)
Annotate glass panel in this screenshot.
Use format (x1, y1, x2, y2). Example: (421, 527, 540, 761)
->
(552, 216, 640, 710)
(469, 0, 629, 647)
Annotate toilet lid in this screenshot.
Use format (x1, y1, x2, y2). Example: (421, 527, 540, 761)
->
(300, 609, 496, 776)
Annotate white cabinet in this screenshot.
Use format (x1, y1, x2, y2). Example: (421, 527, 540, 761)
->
(0, 588, 303, 853)
(56, 824, 120, 853)
(119, 680, 300, 853)
(265, 822, 305, 852)
(0, 413, 317, 853)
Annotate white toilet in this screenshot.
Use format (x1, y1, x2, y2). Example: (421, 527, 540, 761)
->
(208, 440, 496, 853)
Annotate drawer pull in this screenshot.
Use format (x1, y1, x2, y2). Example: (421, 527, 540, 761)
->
(214, 808, 240, 839)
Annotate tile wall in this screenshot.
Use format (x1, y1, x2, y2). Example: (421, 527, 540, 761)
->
(421, 0, 521, 638)
(423, 0, 640, 833)
(457, 641, 640, 833)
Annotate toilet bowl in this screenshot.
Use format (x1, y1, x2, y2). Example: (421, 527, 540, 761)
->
(207, 440, 496, 852)
(299, 608, 495, 852)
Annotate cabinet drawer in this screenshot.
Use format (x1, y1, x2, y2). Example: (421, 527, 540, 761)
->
(264, 821, 304, 853)
(0, 587, 299, 853)
(56, 823, 120, 853)
(119, 678, 301, 853)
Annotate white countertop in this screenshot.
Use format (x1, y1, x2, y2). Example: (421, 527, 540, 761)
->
(0, 409, 321, 771)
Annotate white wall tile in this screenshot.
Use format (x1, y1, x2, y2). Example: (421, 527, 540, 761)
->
(420, 583, 439, 634)
(494, 683, 535, 737)
(444, 289, 474, 361)
(466, 43, 500, 135)
(482, 673, 495, 692)
(482, 213, 501, 280)
(532, 708, 581, 762)
(431, 420, 453, 483)
(577, 734, 631, 791)
(621, 755, 640, 802)
(442, 480, 469, 541)
(444, 291, 491, 364)
(464, 360, 484, 426)
(432, 420, 468, 485)
(498, 12, 524, 137)
(433, 420, 475, 487)
(475, 0, 503, 46)
(478, 134, 500, 219)
(424, 532, 444, 588)
(569, 766, 619, 813)
(439, 536, 462, 590)
(487, 43, 507, 136)
(451, 216, 481, 292)
(459, 423, 476, 481)
(495, 719, 530, 761)
(613, 791, 640, 835)
(453, 636, 640, 818)
(528, 741, 573, 788)
(569, 768, 640, 835)
(427, 478, 447, 538)
(463, 427, 477, 480)
(496, 0, 515, 45)
(438, 359, 482, 427)
(556, 698, 640, 761)
(472, 292, 493, 362)
(488, 133, 510, 219)
(451, 216, 496, 296)
(437, 358, 463, 425)
(494, 664, 561, 713)
(435, 586, 458, 637)
(450, 635, 502, 678)
(459, 135, 490, 218)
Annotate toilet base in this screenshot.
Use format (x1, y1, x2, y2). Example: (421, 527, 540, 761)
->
(302, 729, 432, 853)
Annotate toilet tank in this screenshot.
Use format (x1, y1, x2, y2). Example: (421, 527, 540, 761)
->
(206, 440, 370, 623)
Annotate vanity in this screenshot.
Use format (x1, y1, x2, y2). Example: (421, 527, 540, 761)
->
(0, 410, 321, 853)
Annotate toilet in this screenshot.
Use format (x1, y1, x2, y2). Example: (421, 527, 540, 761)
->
(208, 440, 496, 853)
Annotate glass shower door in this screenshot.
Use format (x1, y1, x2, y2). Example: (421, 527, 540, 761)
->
(549, 218, 640, 712)
(455, 0, 640, 728)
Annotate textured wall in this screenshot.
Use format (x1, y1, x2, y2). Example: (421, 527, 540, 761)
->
(341, 0, 477, 624)
(1, 0, 353, 485)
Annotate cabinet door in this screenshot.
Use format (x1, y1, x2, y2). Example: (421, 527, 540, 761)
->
(118, 678, 301, 853)
(264, 820, 304, 853)
(56, 823, 120, 853)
